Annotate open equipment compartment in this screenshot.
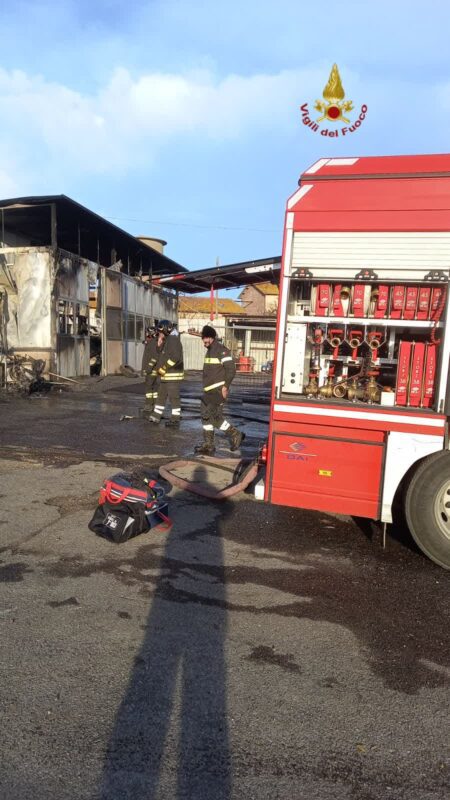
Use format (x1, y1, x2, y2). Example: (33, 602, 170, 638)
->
(281, 276, 445, 411)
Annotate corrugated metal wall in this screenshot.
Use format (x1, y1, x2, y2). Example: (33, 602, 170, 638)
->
(180, 332, 205, 370)
(103, 272, 178, 374)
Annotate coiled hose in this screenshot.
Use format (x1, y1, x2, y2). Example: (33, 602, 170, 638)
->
(159, 456, 259, 500)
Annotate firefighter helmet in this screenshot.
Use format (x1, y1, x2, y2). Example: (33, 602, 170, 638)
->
(156, 319, 174, 336)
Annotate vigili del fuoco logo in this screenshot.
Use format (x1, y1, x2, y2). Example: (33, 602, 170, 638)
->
(300, 64, 367, 138)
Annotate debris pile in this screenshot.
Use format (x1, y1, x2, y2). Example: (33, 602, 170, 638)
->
(3, 353, 52, 395)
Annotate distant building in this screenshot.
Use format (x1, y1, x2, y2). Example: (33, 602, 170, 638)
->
(178, 295, 247, 370)
(178, 288, 279, 372)
(152, 266, 281, 374)
(239, 282, 279, 316)
(178, 295, 246, 337)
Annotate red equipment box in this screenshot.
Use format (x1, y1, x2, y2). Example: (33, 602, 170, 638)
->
(332, 284, 344, 316)
(352, 284, 366, 316)
(373, 285, 389, 318)
(422, 343, 437, 408)
(395, 341, 412, 406)
(403, 287, 418, 320)
(416, 287, 431, 320)
(408, 342, 426, 407)
(390, 285, 405, 319)
(316, 284, 331, 314)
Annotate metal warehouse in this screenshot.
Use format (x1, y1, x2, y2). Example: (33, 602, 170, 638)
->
(0, 195, 186, 381)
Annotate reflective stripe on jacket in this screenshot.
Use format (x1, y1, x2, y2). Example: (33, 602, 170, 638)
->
(157, 334, 184, 381)
(203, 339, 236, 392)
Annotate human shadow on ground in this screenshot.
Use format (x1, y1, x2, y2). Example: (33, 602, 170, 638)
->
(98, 465, 232, 800)
(48, 483, 448, 715)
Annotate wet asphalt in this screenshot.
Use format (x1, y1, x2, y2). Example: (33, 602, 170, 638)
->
(0, 375, 449, 799)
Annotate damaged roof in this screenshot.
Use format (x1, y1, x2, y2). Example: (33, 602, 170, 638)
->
(178, 296, 246, 315)
(0, 194, 187, 276)
(242, 281, 279, 296)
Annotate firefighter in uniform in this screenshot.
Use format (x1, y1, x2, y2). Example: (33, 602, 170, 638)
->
(141, 325, 159, 420)
(150, 320, 184, 428)
(194, 325, 245, 455)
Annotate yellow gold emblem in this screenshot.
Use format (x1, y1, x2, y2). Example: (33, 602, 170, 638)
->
(315, 64, 354, 124)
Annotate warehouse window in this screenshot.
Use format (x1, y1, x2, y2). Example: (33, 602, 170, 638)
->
(57, 300, 74, 335)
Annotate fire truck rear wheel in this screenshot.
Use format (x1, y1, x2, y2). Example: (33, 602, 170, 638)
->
(405, 451, 450, 570)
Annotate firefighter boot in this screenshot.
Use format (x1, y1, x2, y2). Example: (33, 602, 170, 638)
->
(194, 429, 216, 456)
(227, 426, 245, 452)
(141, 400, 154, 420)
(165, 418, 180, 429)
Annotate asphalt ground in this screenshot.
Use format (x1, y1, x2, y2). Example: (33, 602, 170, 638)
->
(0, 375, 449, 799)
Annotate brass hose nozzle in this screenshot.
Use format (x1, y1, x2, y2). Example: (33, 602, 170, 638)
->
(333, 382, 347, 398)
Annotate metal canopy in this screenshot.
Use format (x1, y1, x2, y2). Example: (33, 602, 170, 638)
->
(151, 255, 281, 294)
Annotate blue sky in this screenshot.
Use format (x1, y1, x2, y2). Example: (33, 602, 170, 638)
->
(1, 0, 450, 274)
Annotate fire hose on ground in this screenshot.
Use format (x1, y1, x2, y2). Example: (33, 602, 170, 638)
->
(159, 456, 260, 500)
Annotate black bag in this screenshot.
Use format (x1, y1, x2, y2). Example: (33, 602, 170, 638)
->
(88, 470, 171, 543)
(88, 500, 150, 543)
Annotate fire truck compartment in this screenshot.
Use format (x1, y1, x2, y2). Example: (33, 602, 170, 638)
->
(268, 430, 385, 519)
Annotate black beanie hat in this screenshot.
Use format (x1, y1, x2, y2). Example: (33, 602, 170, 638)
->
(201, 325, 217, 339)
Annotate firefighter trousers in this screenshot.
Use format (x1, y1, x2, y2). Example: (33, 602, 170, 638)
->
(200, 388, 231, 432)
(153, 381, 182, 420)
(144, 373, 159, 409)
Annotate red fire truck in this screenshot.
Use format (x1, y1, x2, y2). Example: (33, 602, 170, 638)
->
(263, 154, 450, 569)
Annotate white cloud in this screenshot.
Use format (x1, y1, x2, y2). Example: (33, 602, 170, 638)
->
(0, 62, 450, 193)
(0, 65, 323, 179)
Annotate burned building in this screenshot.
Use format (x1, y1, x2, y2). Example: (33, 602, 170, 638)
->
(0, 196, 186, 381)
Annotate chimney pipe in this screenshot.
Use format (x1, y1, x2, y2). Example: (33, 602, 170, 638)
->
(137, 236, 167, 254)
